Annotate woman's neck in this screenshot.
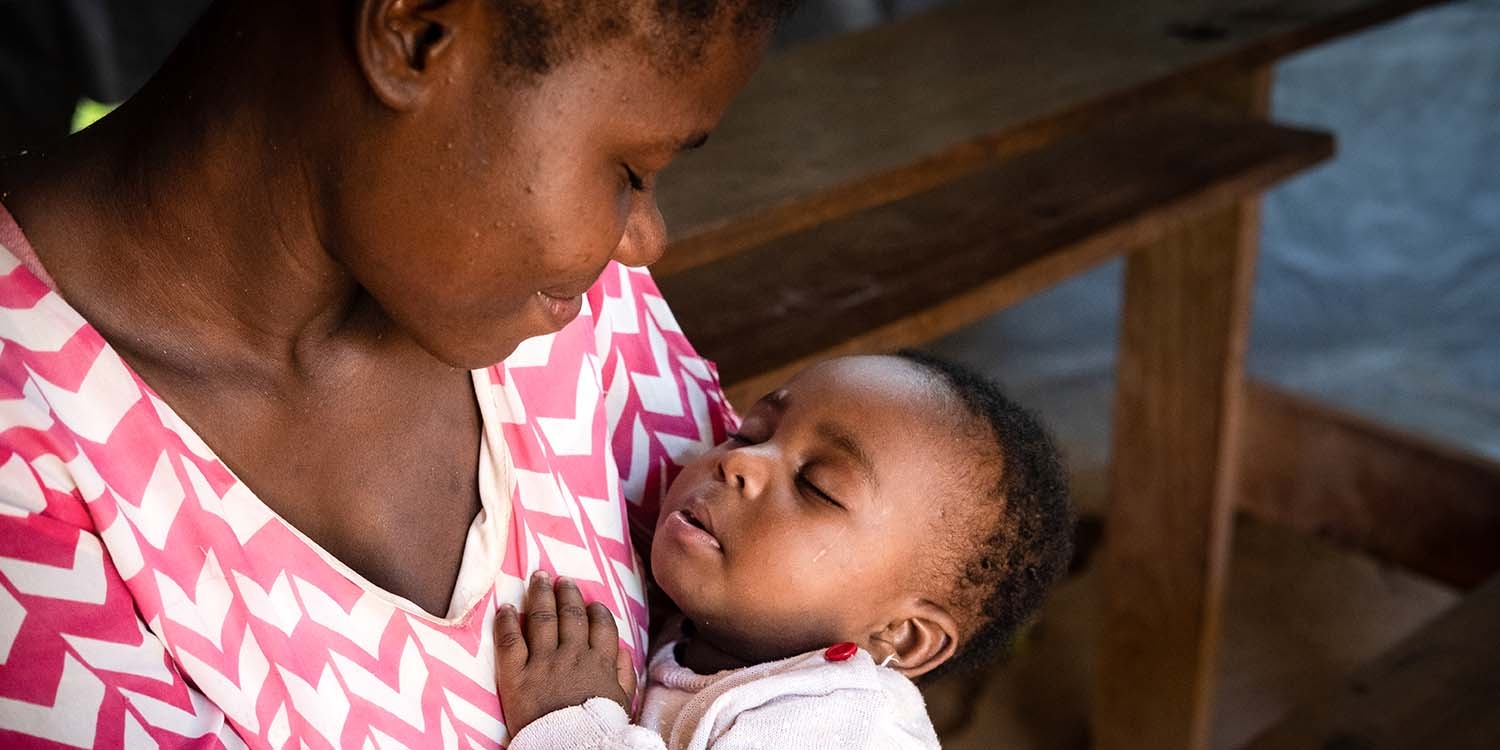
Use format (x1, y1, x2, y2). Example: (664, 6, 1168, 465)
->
(0, 4, 416, 387)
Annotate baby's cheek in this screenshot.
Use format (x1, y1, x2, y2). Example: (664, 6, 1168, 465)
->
(769, 532, 854, 583)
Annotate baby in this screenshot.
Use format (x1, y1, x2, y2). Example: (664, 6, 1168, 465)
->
(494, 351, 1073, 748)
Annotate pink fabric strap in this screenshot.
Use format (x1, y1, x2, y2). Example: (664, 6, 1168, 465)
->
(0, 202, 55, 290)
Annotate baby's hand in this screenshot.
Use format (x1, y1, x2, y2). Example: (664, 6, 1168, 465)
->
(495, 572, 637, 737)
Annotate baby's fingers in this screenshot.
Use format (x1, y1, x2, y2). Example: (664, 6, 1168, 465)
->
(494, 604, 528, 672)
(616, 646, 638, 704)
(586, 601, 618, 651)
(588, 603, 636, 701)
(524, 571, 558, 652)
(555, 578, 590, 647)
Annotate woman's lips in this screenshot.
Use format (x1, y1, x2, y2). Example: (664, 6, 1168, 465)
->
(536, 291, 583, 330)
(663, 509, 722, 552)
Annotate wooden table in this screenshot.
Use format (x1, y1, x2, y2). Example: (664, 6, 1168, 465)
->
(649, 2, 1457, 749)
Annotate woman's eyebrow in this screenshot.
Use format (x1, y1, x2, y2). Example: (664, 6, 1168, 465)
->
(815, 422, 878, 489)
(675, 131, 711, 152)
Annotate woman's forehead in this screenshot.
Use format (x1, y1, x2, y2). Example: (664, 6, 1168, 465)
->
(481, 0, 778, 78)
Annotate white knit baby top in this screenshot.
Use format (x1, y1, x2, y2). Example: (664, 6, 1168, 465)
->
(509, 639, 942, 749)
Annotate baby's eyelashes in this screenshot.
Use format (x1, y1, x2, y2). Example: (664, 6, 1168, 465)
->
(795, 471, 844, 509)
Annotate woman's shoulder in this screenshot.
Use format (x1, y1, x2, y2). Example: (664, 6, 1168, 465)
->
(0, 232, 109, 460)
(0, 232, 204, 524)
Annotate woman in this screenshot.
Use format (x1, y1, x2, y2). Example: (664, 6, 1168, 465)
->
(0, 0, 791, 746)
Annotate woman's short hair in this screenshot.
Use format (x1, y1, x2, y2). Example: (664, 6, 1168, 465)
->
(489, 0, 800, 76)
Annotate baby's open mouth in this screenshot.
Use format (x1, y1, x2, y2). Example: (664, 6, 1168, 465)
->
(668, 507, 722, 551)
(682, 509, 709, 532)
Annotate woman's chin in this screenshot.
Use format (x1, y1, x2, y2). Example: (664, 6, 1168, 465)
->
(404, 323, 532, 371)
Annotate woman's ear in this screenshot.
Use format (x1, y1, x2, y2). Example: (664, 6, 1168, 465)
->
(871, 600, 960, 680)
(354, 0, 471, 110)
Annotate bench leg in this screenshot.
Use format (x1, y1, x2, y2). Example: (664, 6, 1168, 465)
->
(1093, 195, 1262, 750)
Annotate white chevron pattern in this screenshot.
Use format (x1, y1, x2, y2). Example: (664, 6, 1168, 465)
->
(0, 654, 104, 747)
(0, 533, 108, 605)
(119, 453, 186, 549)
(0, 452, 45, 517)
(276, 665, 350, 746)
(1, 236, 735, 749)
(154, 551, 234, 650)
(328, 638, 429, 732)
(116, 686, 228, 740)
(61, 627, 176, 685)
(233, 571, 302, 636)
(25, 349, 140, 444)
(0, 295, 84, 354)
(97, 499, 146, 580)
(123, 712, 161, 750)
(630, 318, 687, 418)
(0, 584, 23, 664)
(294, 581, 396, 659)
(535, 367, 600, 457)
(0, 380, 55, 435)
(174, 631, 268, 733)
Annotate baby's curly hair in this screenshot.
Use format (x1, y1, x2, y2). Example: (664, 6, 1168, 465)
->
(894, 349, 1074, 680)
(488, 0, 800, 76)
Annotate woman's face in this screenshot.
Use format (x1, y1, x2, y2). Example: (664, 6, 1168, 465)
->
(331, 16, 769, 368)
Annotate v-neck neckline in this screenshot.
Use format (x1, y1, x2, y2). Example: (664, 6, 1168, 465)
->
(0, 205, 515, 627)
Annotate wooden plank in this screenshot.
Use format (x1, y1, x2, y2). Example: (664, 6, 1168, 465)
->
(1237, 381, 1500, 589)
(655, 0, 1448, 276)
(659, 108, 1331, 409)
(1094, 198, 1261, 750)
(1090, 67, 1272, 750)
(1240, 574, 1500, 750)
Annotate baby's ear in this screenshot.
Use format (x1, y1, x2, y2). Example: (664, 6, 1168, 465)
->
(873, 600, 960, 680)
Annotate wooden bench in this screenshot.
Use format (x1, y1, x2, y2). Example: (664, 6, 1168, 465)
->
(648, 1, 1473, 749)
(660, 108, 1331, 406)
(655, 0, 1448, 275)
(1240, 574, 1500, 750)
(1237, 383, 1500, 590)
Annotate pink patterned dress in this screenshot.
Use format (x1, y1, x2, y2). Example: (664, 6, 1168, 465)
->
(0, 206, 736, 749)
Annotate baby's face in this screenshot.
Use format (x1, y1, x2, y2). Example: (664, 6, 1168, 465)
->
(652, 356, 969, 666)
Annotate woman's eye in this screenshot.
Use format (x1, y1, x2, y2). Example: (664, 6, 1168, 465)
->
(624, 165, 646, 192)
(796, 471, 844, 509)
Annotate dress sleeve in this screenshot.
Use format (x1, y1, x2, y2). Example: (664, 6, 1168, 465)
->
(508, 698, 666, 750)
(591, 265, 739, 548)
(0, 452, 243, 750)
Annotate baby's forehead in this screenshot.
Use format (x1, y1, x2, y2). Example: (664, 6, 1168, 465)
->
(784, 355, 940, 403)
(778, 356, 985, 475)
(783, 356, 965, 429)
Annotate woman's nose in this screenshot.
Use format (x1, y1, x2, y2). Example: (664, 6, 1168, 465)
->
(613, 194, 667, 268)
